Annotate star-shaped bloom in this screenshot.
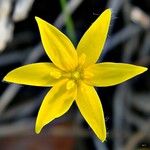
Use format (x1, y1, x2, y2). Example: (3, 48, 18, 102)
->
(3, 9, 147, 142)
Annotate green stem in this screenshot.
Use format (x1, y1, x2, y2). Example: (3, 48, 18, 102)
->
(60, 0, 77, 44)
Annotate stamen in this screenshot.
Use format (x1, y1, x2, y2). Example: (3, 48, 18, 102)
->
(66, 80, 75, 90)
(50, 70, 61, 79)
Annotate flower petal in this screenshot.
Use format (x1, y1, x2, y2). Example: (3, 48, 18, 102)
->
(83, 62, 148, 87)
(3, 63, 62, 87)
(35, 79, 77, 134)
(76, 82, 106, 141)
(35, 17, 78, 71)
(77, 9, 111, 66)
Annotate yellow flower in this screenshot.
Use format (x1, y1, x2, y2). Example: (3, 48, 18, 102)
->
(3, 9, 147, 142)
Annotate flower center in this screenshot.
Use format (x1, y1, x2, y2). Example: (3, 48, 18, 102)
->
(66, 71, 81, 90)
(72, 71, 80, 80)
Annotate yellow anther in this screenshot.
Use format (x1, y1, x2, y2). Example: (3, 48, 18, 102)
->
(66, 80, 75, 90)
(50, 70, 61, 79)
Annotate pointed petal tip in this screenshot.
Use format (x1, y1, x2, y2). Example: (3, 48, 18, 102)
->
(94, 131, 106, 142)
(35, 16, 39, 20)
(143, 67, 148, 72)
(101, 138, 106, 143)
(35, 16, 45, 25)
(2, 71, 19, 84)
(2, 79, 7, 83)
(2, 77, 6, 82)
(97, 131, 106, 142)
(102, 135, 106, 142)
(106, 8, 112, 13)
(35, 126, 42, 134)
(2, 79, 9, 84)
(3, 74, 10, 83)
(104, 8, 112, 16)
(137, 66, 148, 74)
(35, 119, 43, 134)
(35, 16, 42, 23)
